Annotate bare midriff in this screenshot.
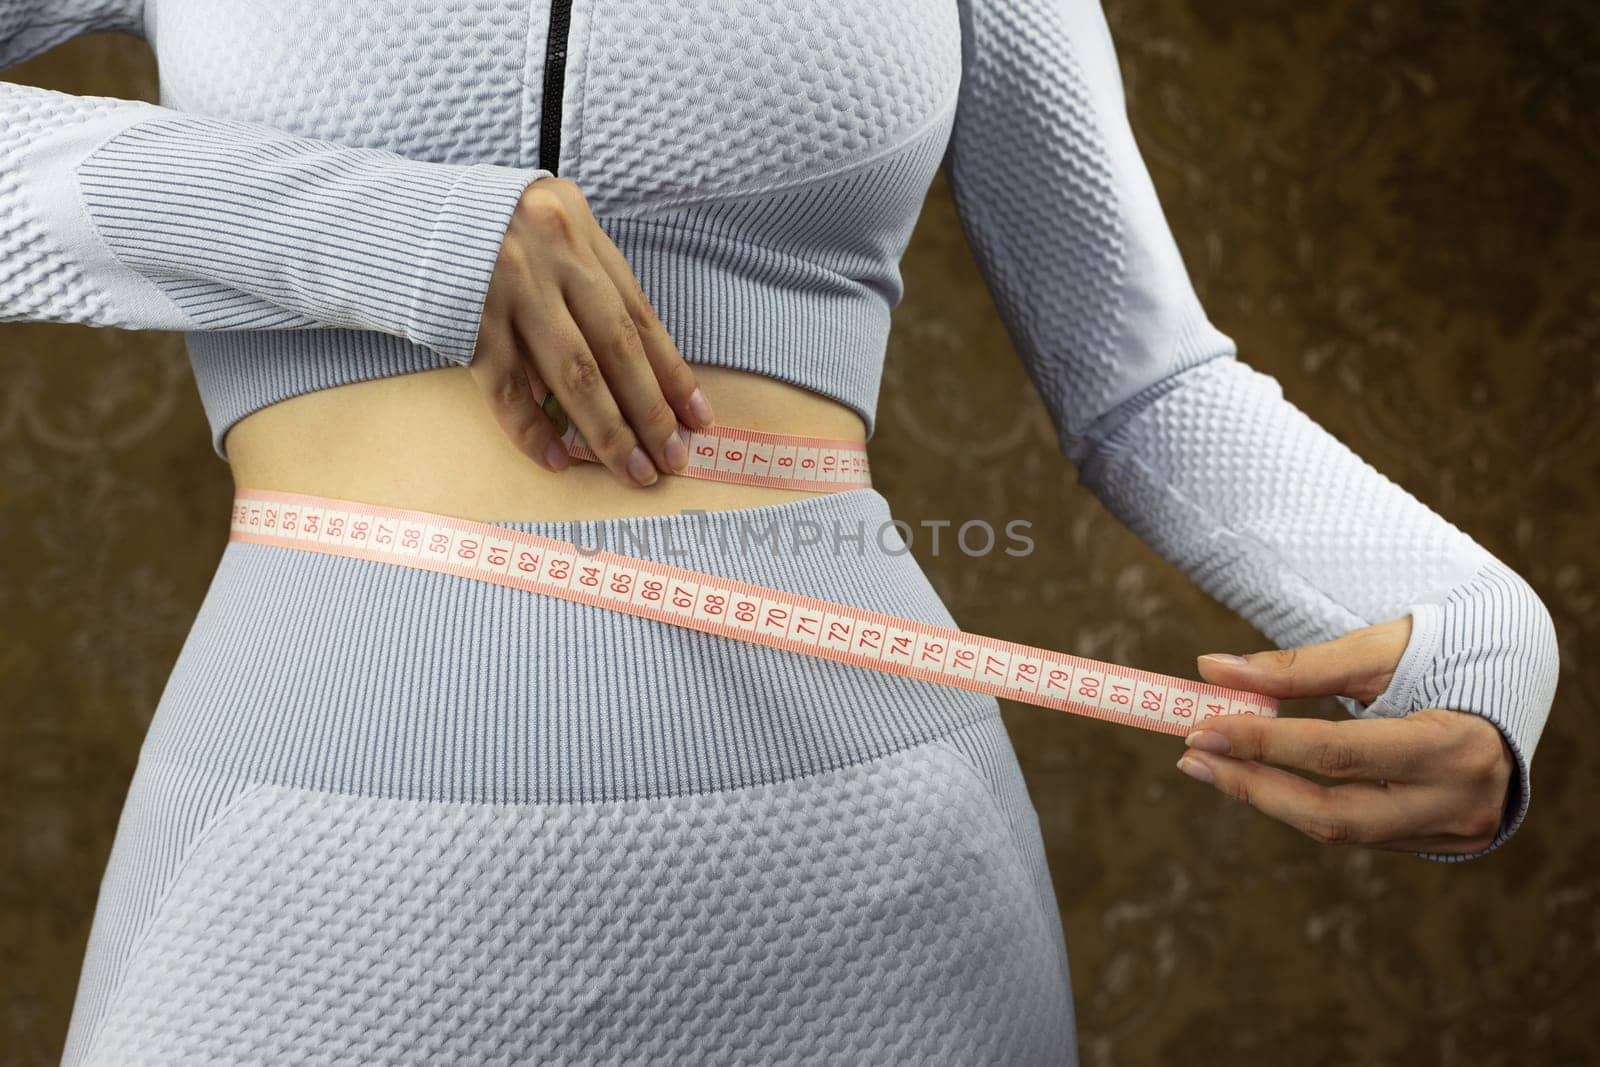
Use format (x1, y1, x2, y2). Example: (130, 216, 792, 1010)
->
(224, 364, 869, 522)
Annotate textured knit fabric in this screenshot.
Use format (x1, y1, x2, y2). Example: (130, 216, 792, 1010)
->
(63, 492, 1076, 1065)
(1, 0, 1562, 1056)
(932, 0, 1557, 856)
(1064, 357, 1559, 856)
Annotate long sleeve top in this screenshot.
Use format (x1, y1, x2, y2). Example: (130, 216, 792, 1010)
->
(1, 0, 1558, 858)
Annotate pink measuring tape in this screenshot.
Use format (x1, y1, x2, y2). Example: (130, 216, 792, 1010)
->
(230, 424, 1278, 735)
(560, 421, 872, 493)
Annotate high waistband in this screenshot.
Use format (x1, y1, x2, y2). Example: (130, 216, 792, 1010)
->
(143, 488, 999, 804)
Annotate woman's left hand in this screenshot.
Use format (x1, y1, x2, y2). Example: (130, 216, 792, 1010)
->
(1174, 617, 1513, 855)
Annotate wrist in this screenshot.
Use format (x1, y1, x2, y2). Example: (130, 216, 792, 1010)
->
(409, 162, 554, 363)
(1350, 557, 1558, 861)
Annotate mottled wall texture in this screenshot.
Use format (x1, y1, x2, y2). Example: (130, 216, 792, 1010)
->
(2, 3, 1595, 1064)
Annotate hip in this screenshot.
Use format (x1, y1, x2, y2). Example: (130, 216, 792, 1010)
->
(75, 713, 1076, 1066)
(144, 486, 999, 803)
(67, 488, 1081, 1065)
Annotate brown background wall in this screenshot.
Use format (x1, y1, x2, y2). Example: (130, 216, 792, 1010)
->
(2, 2, 1595, 1064)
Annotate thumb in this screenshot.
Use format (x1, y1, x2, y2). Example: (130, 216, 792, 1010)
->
(1194, 618, 1411, 703)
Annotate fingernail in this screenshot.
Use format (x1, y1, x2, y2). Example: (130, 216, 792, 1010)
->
(1199, 653, 1248, 666)
(687, 388, 713, 428)
(1184, 730, 1231, 755)
(544, 439, 570, 472)
(627, 446, 657, 486)
(1176, 755, 1215, 784)
(664, 433, 689, 473)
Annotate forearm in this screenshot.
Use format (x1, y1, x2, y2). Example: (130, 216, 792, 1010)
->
(2, 80, 545, 358)
(1074, 353, 1559, 857)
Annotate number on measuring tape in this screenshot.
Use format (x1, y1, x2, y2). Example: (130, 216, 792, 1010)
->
(227, 488, 1278, 738)
(742, 448, 773, 479)
(562, 425, 868, 492)
(728, 596, 761, 632)
(755, 599, 791, 638)
(884, 629, 916, 667)
(1008, 655, 1044, 696)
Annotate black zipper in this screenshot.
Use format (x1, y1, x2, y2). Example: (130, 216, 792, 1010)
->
(539, 0, 573, 175)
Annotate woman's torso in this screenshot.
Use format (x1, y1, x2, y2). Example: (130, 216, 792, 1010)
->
(144, 0, 966, 516)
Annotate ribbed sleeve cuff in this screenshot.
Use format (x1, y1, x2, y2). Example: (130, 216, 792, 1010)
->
(1339, 558, 1559, 862)
(409, 162, 551, 364)
(72, 111, 552, 357)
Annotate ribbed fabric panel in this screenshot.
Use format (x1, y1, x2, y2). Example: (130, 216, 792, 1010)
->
(141, 489, 998, 806)
(185, 328, 456, 459)
(75, 115, 542, 362)
(1354, 556, 1561, 860)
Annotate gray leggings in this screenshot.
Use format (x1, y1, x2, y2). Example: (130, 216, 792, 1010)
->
(64, 488, 1077, 1065)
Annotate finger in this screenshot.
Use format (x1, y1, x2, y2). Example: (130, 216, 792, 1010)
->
(1173, 751, 1448, 847)
(523, 299, 658, 488)
(1195, 617, 1412, 705)
(1183, 713, 1433, 782)
(587, 231, 713, 432)
(468, 313, 566, 473)
(559, 247, 686, 476)
(522, 364, 570, 472)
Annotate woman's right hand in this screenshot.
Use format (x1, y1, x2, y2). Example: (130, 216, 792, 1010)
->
(467, 175, 714, 486)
